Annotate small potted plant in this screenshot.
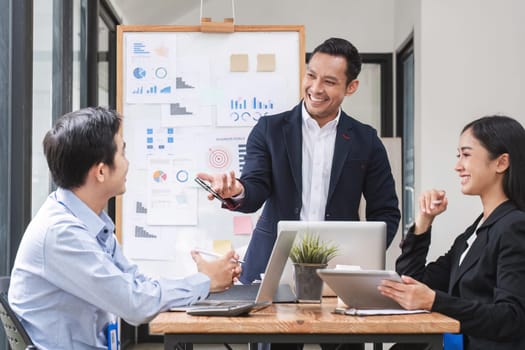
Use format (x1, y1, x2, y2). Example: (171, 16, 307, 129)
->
(290, 233, 339, 302)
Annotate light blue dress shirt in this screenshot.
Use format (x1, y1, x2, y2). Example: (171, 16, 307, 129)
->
(9, 188, 210, 349)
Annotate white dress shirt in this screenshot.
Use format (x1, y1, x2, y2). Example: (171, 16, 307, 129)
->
(300, 102, 340, 221)
(459, 219, 484, 265)
(9, 188, 210, 350)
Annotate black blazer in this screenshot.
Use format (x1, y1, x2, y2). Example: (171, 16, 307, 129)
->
(397, 200, 525, 349)
(236, 102, 400, 283)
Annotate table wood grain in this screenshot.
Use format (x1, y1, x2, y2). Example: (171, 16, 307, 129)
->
(150, 298, 459, 335)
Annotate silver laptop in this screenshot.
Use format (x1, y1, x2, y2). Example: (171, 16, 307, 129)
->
(278, 221, 387, 296)
(182, 228, 298, 312)
(317, 269, 403, 309)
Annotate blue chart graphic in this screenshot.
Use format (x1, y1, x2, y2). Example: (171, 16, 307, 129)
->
(136, 202, 148, 214)
(135, 226, 157, 238)
(132, 85, 171, 95)
(231, 97, 274, 110)
(176, 77, 194, 89)
(229, 96, 275, 122)
(133, 67, 146, 79)
(132, 42, 150, 55)
(170, 103, 192, 115)
(145, 127, 174, 152)
(238, 144, 247, 173)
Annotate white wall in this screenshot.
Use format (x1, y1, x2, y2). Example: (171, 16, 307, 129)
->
(203, 0, 394, 53)
(416, 0, 525, 260)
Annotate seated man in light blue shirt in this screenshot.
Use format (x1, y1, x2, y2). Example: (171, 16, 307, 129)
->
(8, 106, 242, 350)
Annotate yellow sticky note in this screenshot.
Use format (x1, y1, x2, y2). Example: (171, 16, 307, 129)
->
(213, 240, 232, 255)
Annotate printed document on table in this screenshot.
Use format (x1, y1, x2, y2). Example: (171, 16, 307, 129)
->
(335, 307, 429, 316)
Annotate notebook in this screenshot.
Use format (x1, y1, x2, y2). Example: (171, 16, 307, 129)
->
(278, 221, 387, 296)
(180, 228, 298, 315)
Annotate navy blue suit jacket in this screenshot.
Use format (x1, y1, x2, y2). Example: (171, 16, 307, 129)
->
(236, 102, 400, 283)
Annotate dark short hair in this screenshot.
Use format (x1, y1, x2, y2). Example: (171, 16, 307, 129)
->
(43, 107, 122, 189)
(311, 37, 362, 85)
(462, 115, 525, 210)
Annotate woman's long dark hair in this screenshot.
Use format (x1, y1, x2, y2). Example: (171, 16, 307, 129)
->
(462, 115, 525, 210)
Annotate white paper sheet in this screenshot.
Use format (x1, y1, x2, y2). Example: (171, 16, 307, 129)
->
(335, 307, 429, 316)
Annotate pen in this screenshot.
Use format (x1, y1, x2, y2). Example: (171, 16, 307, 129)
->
(194, 248, 245, 264)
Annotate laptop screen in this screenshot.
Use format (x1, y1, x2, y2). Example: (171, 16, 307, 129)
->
(254, 229, 298, 303)
(277, 221, 387, 292)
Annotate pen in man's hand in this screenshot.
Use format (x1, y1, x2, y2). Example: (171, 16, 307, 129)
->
(194, 248, 245, 264)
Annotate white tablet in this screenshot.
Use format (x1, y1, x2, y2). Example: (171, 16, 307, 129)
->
(317, 269, 403, 309)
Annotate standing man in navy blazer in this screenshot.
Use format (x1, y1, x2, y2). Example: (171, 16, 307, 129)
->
(198, 37, 400, 285)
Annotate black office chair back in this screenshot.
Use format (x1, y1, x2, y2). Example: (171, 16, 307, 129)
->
(0, 277, 36, 350)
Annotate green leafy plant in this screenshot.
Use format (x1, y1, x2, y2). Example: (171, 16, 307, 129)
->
(290, 233, 339, 264)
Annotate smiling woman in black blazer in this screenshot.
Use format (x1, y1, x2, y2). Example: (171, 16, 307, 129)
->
(379, 115, 525, 350)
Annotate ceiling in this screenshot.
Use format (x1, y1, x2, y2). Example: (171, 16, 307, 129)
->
(110, 0, 201, 25)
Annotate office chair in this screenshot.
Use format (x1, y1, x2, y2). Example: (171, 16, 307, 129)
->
(0, 277, 36, 350)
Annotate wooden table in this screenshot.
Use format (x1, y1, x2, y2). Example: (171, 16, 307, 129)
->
(150, 298, 459, 350)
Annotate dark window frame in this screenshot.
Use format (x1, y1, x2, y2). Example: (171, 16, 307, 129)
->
(52, 0, 73, 122)
(0, 0, 33, 272)
(361, 53, 394, 137)
(396, 37, 414, 138)
(1, 1, 33, 347)
(396, 35, 415, 238)
(80, 0, 99, 108)
(0, 0, 11, 280)
(99, 0, 119, 110)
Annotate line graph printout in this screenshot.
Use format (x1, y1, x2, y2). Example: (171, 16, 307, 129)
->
(159, 55, 214, 127)
(121, 203, 173, 260)
(199, 128, 250, 175)
(147, 158, 198, 226)
(126, 33, 178, 104)
(160, 103, 213, 127)
(216, 69, 293, 127)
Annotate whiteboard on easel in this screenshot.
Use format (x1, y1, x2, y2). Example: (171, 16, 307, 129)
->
(116, 25, 305, 278)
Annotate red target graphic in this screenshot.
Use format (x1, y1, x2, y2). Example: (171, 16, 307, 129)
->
(208, 147, 230, 169)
